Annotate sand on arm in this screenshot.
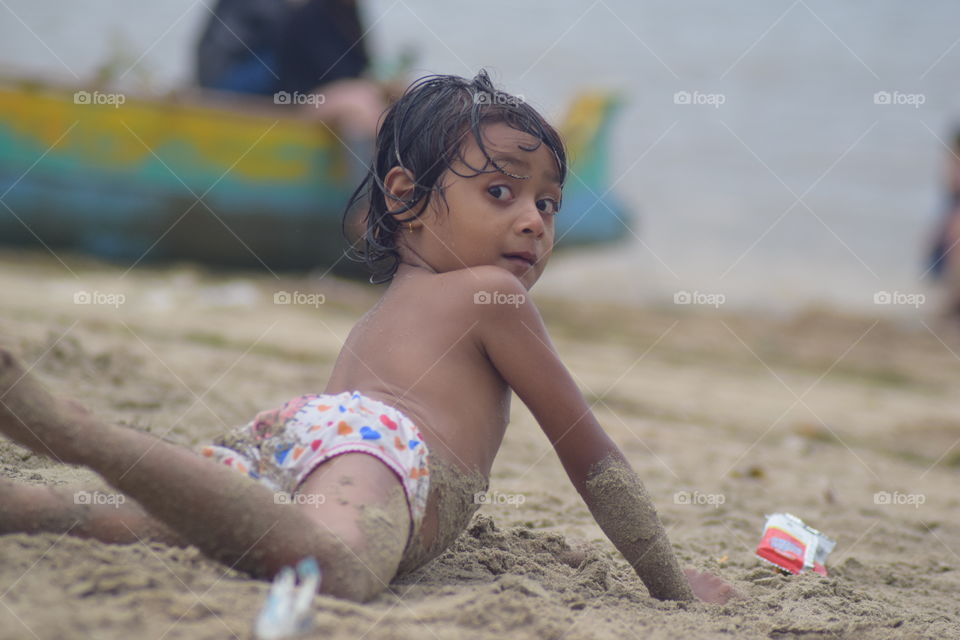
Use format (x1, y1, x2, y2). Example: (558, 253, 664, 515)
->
(583, 454, 695, 601)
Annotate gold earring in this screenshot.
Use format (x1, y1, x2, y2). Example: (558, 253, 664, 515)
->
(407, 222, 415, 232)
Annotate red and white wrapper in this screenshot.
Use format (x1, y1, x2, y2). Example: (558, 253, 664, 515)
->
(755, 513, 836, 576)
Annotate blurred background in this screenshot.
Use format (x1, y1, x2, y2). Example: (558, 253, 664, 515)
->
(2, 0, 960, 315)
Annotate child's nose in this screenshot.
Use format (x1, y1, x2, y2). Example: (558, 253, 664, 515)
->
(516, 203, 546, 236)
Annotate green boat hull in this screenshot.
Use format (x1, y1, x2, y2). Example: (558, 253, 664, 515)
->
(0, 81, 629, 273)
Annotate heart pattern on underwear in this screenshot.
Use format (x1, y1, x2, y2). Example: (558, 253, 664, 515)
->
(359, 426, 381, 440)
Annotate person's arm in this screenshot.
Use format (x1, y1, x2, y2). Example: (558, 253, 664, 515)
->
(471, 268, 696, 601)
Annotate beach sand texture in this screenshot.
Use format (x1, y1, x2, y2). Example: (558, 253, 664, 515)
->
(1, 249, 959, 639)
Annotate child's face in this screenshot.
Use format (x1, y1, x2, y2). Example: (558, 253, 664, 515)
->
(397, 122, 562, 290)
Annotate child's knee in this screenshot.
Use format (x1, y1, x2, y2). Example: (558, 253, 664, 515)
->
(317, 523, 400, 602)
(293, 456, 412, 600)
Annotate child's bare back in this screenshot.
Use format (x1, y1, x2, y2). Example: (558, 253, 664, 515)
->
(328, 265, 514, 480)
(326, 259, 568, 572)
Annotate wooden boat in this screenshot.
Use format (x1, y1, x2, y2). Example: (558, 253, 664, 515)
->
(0, 78, 629, 274)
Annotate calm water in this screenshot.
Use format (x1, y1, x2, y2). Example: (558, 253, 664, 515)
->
(3, 0, 960, 312)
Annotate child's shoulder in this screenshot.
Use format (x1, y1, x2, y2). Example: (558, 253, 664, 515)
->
(383, 265, 535, 332)
(394, 266, 529, 306)
(447, 265, 527, 295)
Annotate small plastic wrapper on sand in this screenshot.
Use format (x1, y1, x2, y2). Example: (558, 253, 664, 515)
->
(755, 513, 836, 576)
(254, 557, 320, 640)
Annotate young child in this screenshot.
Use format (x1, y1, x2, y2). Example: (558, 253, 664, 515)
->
(0, 71, 734, 605)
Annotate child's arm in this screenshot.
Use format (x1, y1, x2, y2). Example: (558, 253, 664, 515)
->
(473, 270, 720, 601)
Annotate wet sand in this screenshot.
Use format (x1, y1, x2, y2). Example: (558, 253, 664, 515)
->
(1, 248, 959, 639)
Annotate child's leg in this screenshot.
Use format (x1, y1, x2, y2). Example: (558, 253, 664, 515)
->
(291, 453, 410, 596)
(0, 477, 185, 545)
(0, 348, 407, 601)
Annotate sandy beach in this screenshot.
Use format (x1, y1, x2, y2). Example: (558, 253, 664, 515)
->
(1, 247, 960, 639)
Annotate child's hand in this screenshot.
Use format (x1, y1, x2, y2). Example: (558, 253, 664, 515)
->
(683, 567, 738, 604)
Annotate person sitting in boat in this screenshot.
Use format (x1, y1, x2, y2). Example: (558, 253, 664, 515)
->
(196, 0, 285, 96)
(196, 0, 385, 138)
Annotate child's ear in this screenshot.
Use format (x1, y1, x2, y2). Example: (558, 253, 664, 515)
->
(383, 167, 417, 214)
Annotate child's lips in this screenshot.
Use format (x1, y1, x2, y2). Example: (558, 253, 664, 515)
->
(503, 253, 536, 268)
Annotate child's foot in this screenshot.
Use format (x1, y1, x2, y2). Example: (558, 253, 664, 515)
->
(0, 347, 91, 464)
(0, 476, 69, 535)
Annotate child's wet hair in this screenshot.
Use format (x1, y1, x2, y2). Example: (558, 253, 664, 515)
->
(343, 70, 567, 284)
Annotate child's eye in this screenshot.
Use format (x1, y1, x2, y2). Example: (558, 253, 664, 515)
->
(537, 198, 560, 215)
(488, 185, 513, 201)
